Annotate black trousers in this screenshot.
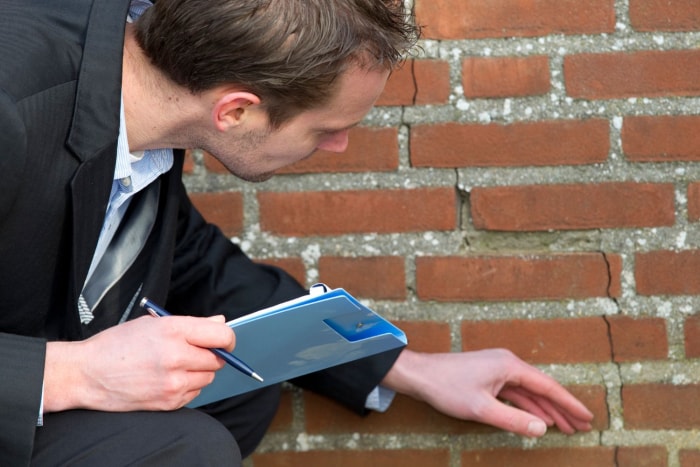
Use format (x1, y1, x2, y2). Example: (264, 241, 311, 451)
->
(31, 384, 281, 467)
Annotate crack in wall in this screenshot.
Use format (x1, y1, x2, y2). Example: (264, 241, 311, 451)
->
(601, 251, 623, 466)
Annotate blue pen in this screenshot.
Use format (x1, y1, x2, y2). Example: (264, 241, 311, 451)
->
(140, 297, 263, 383)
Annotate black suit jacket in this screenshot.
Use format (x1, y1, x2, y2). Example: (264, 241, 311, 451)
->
(0, 0, 400, 464)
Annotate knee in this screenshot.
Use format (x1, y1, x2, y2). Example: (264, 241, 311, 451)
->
(170, 409, 242, 466)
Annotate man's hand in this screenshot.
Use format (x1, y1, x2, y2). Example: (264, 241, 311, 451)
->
(381, 348, 594, 437)
(43, 315, 235, 413)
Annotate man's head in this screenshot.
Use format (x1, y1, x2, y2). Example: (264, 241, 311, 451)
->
(135, 0, 419, 128)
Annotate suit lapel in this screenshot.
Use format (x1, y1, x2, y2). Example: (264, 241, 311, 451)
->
(65, 0, 131, 334)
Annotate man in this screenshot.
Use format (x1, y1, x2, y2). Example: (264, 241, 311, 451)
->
(0, 0, 593, 465)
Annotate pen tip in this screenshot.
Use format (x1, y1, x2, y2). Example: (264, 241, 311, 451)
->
(252, 372, 264, 383)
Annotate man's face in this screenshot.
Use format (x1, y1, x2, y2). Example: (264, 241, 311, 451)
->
(202, 65, 390, 182)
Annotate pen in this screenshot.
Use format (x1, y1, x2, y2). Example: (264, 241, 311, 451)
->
(139, 297, 264, 383)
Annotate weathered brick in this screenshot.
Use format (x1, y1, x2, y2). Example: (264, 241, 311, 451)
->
(267, 389, 294, 432)
(460, 317, 611, 364)
(188, 191, 243, 237)
(416, 254, 621, 302)
(410, 120, 609, 168)
(617, 446, 668, 467)
(630, 0, 700, 32)
(568, 385, 609, 431)
(565, 50, 700, 99)
(258, 188, 457, 236)
(305, 392, 491, 435)
(462, 56, 550, 98)
(461, 447, 615, 466)
(278, 127, 398, 174)
(415, 0, 615, 39)
(685, 313, 700, 358)
(202, 150, 227, 174)
(623, 384, 700, 429)
(608, 316, 668, 362)
(255, 257, 306, 287)
(635, 250, 700, 296)
(471, 183, 675, 231)
(253, 449, 450, 467)
(183, 149, 195, 174)
(688, 183, 700, 222)
(393, 320, 452, 353)
(680, 450, 700, 467)
(377, 59, 451, 106)
(318, 256, 406, 300)
(622, 115, 700, 162)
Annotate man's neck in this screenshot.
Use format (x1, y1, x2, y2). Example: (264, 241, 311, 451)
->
(121, 24, 204, 152)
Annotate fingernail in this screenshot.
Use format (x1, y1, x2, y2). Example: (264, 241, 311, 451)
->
(527, 420, 547, 437)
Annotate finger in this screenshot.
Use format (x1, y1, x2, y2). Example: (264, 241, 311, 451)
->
(516, 365, 594, 422)
(477, 396, 549, 438)
(499, 386, 554, 425)
(181, 317, 236, 350)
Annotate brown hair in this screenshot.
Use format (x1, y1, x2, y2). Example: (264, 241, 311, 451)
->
(135, 0, 419, 127)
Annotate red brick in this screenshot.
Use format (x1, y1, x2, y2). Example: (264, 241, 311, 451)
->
(623, 384, 700, 429)
(688, 183, 700, 222)
(461, 447, 615, 466)
(636, 250, 700, 296)
(202, 150, 228, 174)
(471, 183, 675, 231)
(304, 385, 606, 436)
(623, 115, 700, 162)
(318, 256, 405, 300)
(618, 446, 668, 467)
(462, 56, 550, 98)
(414, 60, 452, 105)
(183, 149, 195, 174)
(416, 254, 621, 302)
(608, 316, 668, 362)
(377, 59, 451, 106)
(393, 320, 452, 353)
(680, 450, 700, 467)
(267, 389, 294, 432)
(410, 120, 609, 168)
(278, 127, 398, 174)
(630, 0, 700, 32)
(685, 313, 700, 358)
(305, 392, 490, 435)
(565, 50, 700, 99)
(255, 257, 306, 287)
(377, 60, 414, 106)
(253, 449, 449, 467)
(415, 0, 615, 39)
(258, 188, 457, 236)
(461, 317, 611, 364)
(568, 385, 609, 431)
(188, 191, 243, 237)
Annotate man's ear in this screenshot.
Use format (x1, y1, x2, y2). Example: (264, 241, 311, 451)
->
(211, 91, 261, 131)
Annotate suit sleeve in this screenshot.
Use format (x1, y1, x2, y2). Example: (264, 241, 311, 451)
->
(0, 91, 46, 465)
(167, 183, 401, 414)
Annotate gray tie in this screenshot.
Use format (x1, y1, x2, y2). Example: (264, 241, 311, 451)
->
(78, 179, 160, 324)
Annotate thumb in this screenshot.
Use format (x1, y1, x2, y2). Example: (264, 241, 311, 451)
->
(206, 314, 227, 323)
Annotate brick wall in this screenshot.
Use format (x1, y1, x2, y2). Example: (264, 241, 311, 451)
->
(183, 1, 700, 466)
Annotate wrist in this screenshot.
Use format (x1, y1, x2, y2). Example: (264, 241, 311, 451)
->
(380, 348, 429, 401)
(43, 341, 88, 412)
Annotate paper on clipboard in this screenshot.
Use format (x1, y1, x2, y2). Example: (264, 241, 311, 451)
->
(188, 284, 407, 407)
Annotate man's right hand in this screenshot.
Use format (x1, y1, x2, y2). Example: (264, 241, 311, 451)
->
(43, 314, 235, 413)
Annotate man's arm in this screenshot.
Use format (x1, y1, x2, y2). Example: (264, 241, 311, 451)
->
(381, 348, 594, 437)
(0, 333, 45, 463)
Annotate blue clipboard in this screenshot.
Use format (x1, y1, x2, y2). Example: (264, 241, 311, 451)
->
(188, 284, 407, 407)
